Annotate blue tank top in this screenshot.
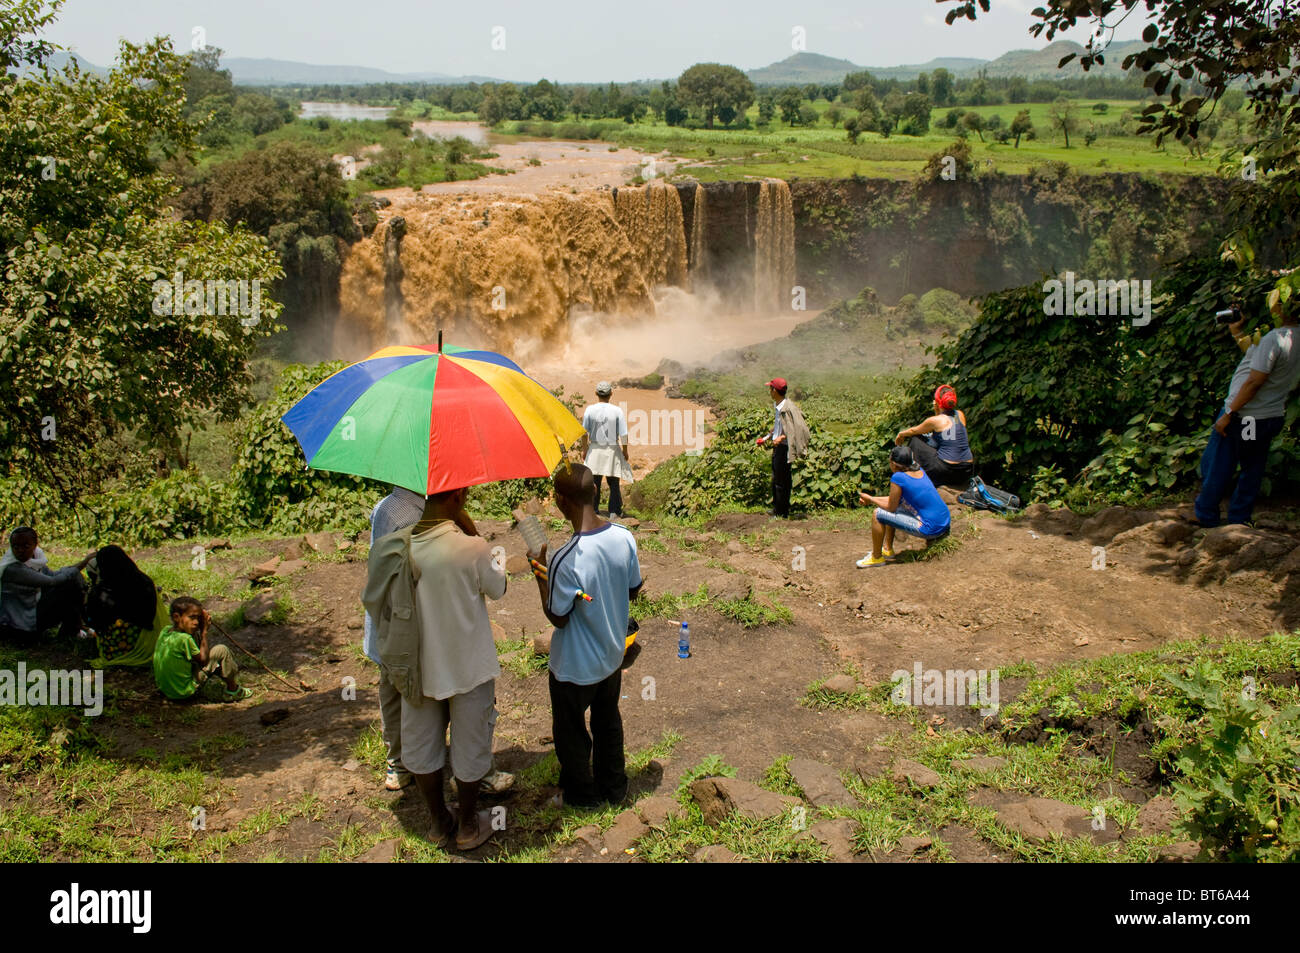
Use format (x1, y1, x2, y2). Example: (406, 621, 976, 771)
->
(924, 411, 971, 463)
(891, 470, 951, 536)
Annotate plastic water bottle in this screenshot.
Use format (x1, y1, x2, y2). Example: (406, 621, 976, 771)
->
(519, 514, 547, 555)
(678, 622, 690, 659)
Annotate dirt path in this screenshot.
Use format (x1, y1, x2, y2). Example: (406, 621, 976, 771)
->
(79, 498, 1299, 862)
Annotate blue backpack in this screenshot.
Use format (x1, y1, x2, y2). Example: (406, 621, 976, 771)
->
(958, 476, 1020, 513)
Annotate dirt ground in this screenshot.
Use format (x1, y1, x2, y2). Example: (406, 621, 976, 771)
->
(82, 495, 1300, 862)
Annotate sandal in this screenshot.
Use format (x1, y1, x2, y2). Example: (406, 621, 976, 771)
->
(223, 687, 253, 702)
(455, 809, 496, 851)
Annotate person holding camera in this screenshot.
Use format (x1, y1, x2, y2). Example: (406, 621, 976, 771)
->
(1193, 292, 1300, 527)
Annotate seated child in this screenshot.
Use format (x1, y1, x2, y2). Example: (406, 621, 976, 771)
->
(152, 596, 252, 702)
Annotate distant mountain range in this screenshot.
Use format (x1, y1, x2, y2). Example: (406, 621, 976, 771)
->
(42, 39, 1144, 88)
(747, 42, 1145, 85)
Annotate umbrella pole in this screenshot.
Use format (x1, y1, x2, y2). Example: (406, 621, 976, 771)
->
(437, 329, 442, 353)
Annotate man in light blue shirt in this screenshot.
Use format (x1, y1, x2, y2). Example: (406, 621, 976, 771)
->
(364, 486, 426, 789)
(526, 463, 642, 808)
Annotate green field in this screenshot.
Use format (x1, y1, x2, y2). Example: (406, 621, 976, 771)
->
(499, 97, 1229, 181)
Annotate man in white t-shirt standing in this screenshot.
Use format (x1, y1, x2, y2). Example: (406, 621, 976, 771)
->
(402, 486, 507, 851)
(581, 381, 633, 518)
(1195, 290, 1300, 527)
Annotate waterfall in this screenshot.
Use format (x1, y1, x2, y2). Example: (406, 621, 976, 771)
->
(689, 183, 710, 286)
(754, 179, 795, 312)
(613, 182, 688, 289)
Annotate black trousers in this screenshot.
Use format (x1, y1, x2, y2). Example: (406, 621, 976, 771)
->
(593, 475, 623, 516)
(908, 436, 974, 489)
(0, 574, 85, 643)
(771, 442, 791, 516)
(549, 668, 627, 807)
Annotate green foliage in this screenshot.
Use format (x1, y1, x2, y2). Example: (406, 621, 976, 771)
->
(0, 9, 283, 505)
(1166, 665, 1300, 861)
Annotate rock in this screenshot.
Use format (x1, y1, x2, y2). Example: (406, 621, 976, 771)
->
(274, 558, 307, 577)
(522, 499, 545, 516)
(1156, 841, 1201, 862)
(491, 620, 507, 643)
(1023, 503, 1084, 535)
(707, 574, 752, 603)
(799, 817, 860, 862)
(303, 532, 337, 554)
(342, 759, 360, 772)
(356, 838, 399, 863)
(570, 825, 604, 853)
(1112, 519, 1195, 550)
(634, 795, 683, 830)
(693, 844, 740, 863)
(1136, 795, 1179, 836)
(249, 556, 281, 581)
(993, 797, 1114, 844)
(892, 759, 942, 790)
(898, 835, 932, 854)
(258, 708, 290, 726)
(621, 517, 640, 528)
(1080, 506, 1143, 543)
(821, 674, 859, 696)
(689, 777, 801, 826)
(533, 630, 552, 655)
(1225, 535, 1297, 574)
(243, 591, 279, 625)
(603, 811, 650, 854)
(788, 759, 856, 808)
(280, 538, 307, 561)
(950, 755, 1006, 774)
(205, 539, 233, 551)
(505, 555, 529, 576)
(726, 539, 744, 554)
(936, 486, 961, 505)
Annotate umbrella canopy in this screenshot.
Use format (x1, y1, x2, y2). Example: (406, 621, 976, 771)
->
(282, 344, 584, 494)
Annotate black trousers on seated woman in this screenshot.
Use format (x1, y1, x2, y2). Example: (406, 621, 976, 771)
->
(909, 436, 974, 489)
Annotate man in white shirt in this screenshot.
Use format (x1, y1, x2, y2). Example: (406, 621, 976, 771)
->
(581, 381, 633, 518)
(402, 486, 507, 851)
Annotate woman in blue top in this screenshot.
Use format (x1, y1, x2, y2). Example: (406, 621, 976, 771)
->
(856, 446, 952, 568)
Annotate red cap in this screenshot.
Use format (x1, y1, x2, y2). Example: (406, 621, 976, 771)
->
(934, 384, 957, 411)
(767, 378, 788, 393)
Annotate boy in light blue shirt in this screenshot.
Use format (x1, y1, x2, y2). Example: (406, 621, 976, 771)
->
(526, 463, 642, 808)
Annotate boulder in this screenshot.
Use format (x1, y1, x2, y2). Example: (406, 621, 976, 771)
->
(693, 844, 741, 863)
(490, 620, 507, 643)
(243, 591, 279, 625)
(689, 777, 801, 826)
(1136, 795, 1179, 836)
(799, 817, 860, 862)
(898, 835, 932, 855)
(1156, 841, 1201, 862)
(787, 759, 856, 808)
(707, 574, 752, 603)
(1080, 506, 1143, 543)
(821, 674, 859, 696)
(634, 795, 683, 830)
(570, 825, 604, 853)
(205, 539, 233, 551)
(249, 556, 281, 581)
(892, 759, 941, 790)
(303, 532, 337, 554)
(533, 630, 552, 655)
(505, 555, 529, 576)
(992, 797, 1115, 844)
(274, 559, 307, 577)
(356, 838, 400, 863)
(1111, 519, 1195, 549)
(603, 811, 650, 854)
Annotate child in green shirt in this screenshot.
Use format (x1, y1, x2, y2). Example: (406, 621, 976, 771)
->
(152, 596, 251, 702)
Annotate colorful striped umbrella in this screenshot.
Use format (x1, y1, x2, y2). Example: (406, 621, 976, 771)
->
(282, 343, 584, 495)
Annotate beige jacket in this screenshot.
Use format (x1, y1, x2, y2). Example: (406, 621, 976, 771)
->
(779, 400, 811, 461)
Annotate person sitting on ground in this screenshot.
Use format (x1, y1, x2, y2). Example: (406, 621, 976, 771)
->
(581, 381, 633, 518)
(894, 385, 975, 489)
(526, 462, 643, 809)
(0, 527, 94, 643)
(856, 446, 952, 568)
(85, 545, 168, 668)
(396, 486, 507, 851)
(152, 596, 252, 702)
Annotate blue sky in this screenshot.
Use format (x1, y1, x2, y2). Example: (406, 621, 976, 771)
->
(44, 0, 1150, 82)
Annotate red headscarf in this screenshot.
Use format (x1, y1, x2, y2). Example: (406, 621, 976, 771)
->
(934, 385, 957, 412)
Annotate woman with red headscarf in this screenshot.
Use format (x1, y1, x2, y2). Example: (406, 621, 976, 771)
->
(894, 385, 975, 489)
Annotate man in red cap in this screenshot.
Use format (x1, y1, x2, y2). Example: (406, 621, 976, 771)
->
(756, 378, 809, 517)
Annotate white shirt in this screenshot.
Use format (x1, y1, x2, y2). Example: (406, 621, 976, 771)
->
(583, 401, 633, 480)
(409, 522, 506, 699)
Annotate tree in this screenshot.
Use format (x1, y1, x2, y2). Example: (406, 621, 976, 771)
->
(798, 103, 820, 127)
(825, 104, 844, 127)
(778, 86, 803, 124)
(842, 70, 874, 92)
(901, 92, 933, 134)
(962, 111, 985, 141)
(1010, 108, 1035, 147)
(930, 68, 953, 106)
(1046, 96, 1080, 148)
(0, 0, 282, 502)
(677, 63, 754, 129)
